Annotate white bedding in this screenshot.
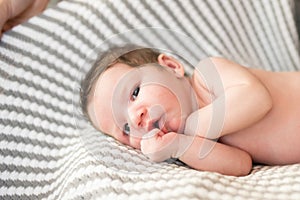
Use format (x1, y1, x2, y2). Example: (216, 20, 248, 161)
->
(0, 0, 299, 199)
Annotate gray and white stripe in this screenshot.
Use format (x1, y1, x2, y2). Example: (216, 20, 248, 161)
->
(1, 0, 299, 199)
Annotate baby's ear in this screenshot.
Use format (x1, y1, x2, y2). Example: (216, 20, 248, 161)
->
(157, 54, 185, 77)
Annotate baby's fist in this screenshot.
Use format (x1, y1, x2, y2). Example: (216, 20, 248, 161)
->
(141, 129, 179, 162)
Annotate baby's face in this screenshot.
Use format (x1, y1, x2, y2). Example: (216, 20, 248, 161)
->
(88, 57, 196, 149)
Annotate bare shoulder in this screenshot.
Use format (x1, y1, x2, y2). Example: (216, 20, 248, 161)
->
(193, 57, 263, 91)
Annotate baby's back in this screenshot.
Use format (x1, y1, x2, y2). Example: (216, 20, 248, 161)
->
(219, 69, 300, 164)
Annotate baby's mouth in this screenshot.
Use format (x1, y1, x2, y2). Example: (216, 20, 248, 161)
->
(152, 116, 168, 133)
(153, 120, 160, 129)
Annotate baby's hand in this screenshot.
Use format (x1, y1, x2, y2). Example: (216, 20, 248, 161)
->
(1, 0, 48, 37)
(140, 129, 179, 162)
(141, 129, 193, 162)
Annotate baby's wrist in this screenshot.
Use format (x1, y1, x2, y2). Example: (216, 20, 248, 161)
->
(184, 114, 196, 136)
(172, 134, 193, 159)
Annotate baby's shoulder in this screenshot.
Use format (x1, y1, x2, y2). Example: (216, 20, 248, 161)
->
(190, 70, 214, 106)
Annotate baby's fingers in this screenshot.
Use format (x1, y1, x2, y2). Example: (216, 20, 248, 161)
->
(141, 128, 162, 156)
(142, 128, 161, 140)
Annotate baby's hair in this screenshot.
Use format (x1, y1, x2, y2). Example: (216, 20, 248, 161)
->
(80, 45, 160, 121)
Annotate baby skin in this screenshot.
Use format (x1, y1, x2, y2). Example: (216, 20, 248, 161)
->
(88, 54, 300, 176)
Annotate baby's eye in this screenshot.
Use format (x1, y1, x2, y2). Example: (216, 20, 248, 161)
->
(131, 86, 140, 100)
(123, 123, 130, 135)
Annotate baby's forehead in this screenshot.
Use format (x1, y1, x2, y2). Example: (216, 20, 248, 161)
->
(95, 64, 133, 95)
(89, 63, 133, 127)
(102, 63, 133, 81)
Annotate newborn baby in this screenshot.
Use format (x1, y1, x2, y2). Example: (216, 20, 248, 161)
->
(80, 45, 300, 176)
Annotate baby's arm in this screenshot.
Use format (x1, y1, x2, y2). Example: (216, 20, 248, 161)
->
(0, 0, 48, 36)
(141, 130, 252, 176)
(185, 57, 272, 139)
(179, 135, 252, 176)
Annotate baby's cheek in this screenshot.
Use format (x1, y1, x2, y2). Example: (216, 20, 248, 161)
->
(129, 136, 142, 149)
(168, 117, 185, 133)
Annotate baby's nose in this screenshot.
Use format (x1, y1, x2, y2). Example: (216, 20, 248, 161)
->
(128, 104, 165, 132)
(128, 106, 147, 129)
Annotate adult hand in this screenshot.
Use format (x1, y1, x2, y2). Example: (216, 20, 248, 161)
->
(141, 129, 193, 162)
(0, 0, 49, 37)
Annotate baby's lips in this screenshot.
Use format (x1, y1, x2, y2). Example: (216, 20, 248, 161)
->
(158, 119, 168, 134)
(142, 128, 161, 139)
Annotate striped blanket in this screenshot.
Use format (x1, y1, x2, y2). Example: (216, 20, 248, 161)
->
(0, 0, 299, 199)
